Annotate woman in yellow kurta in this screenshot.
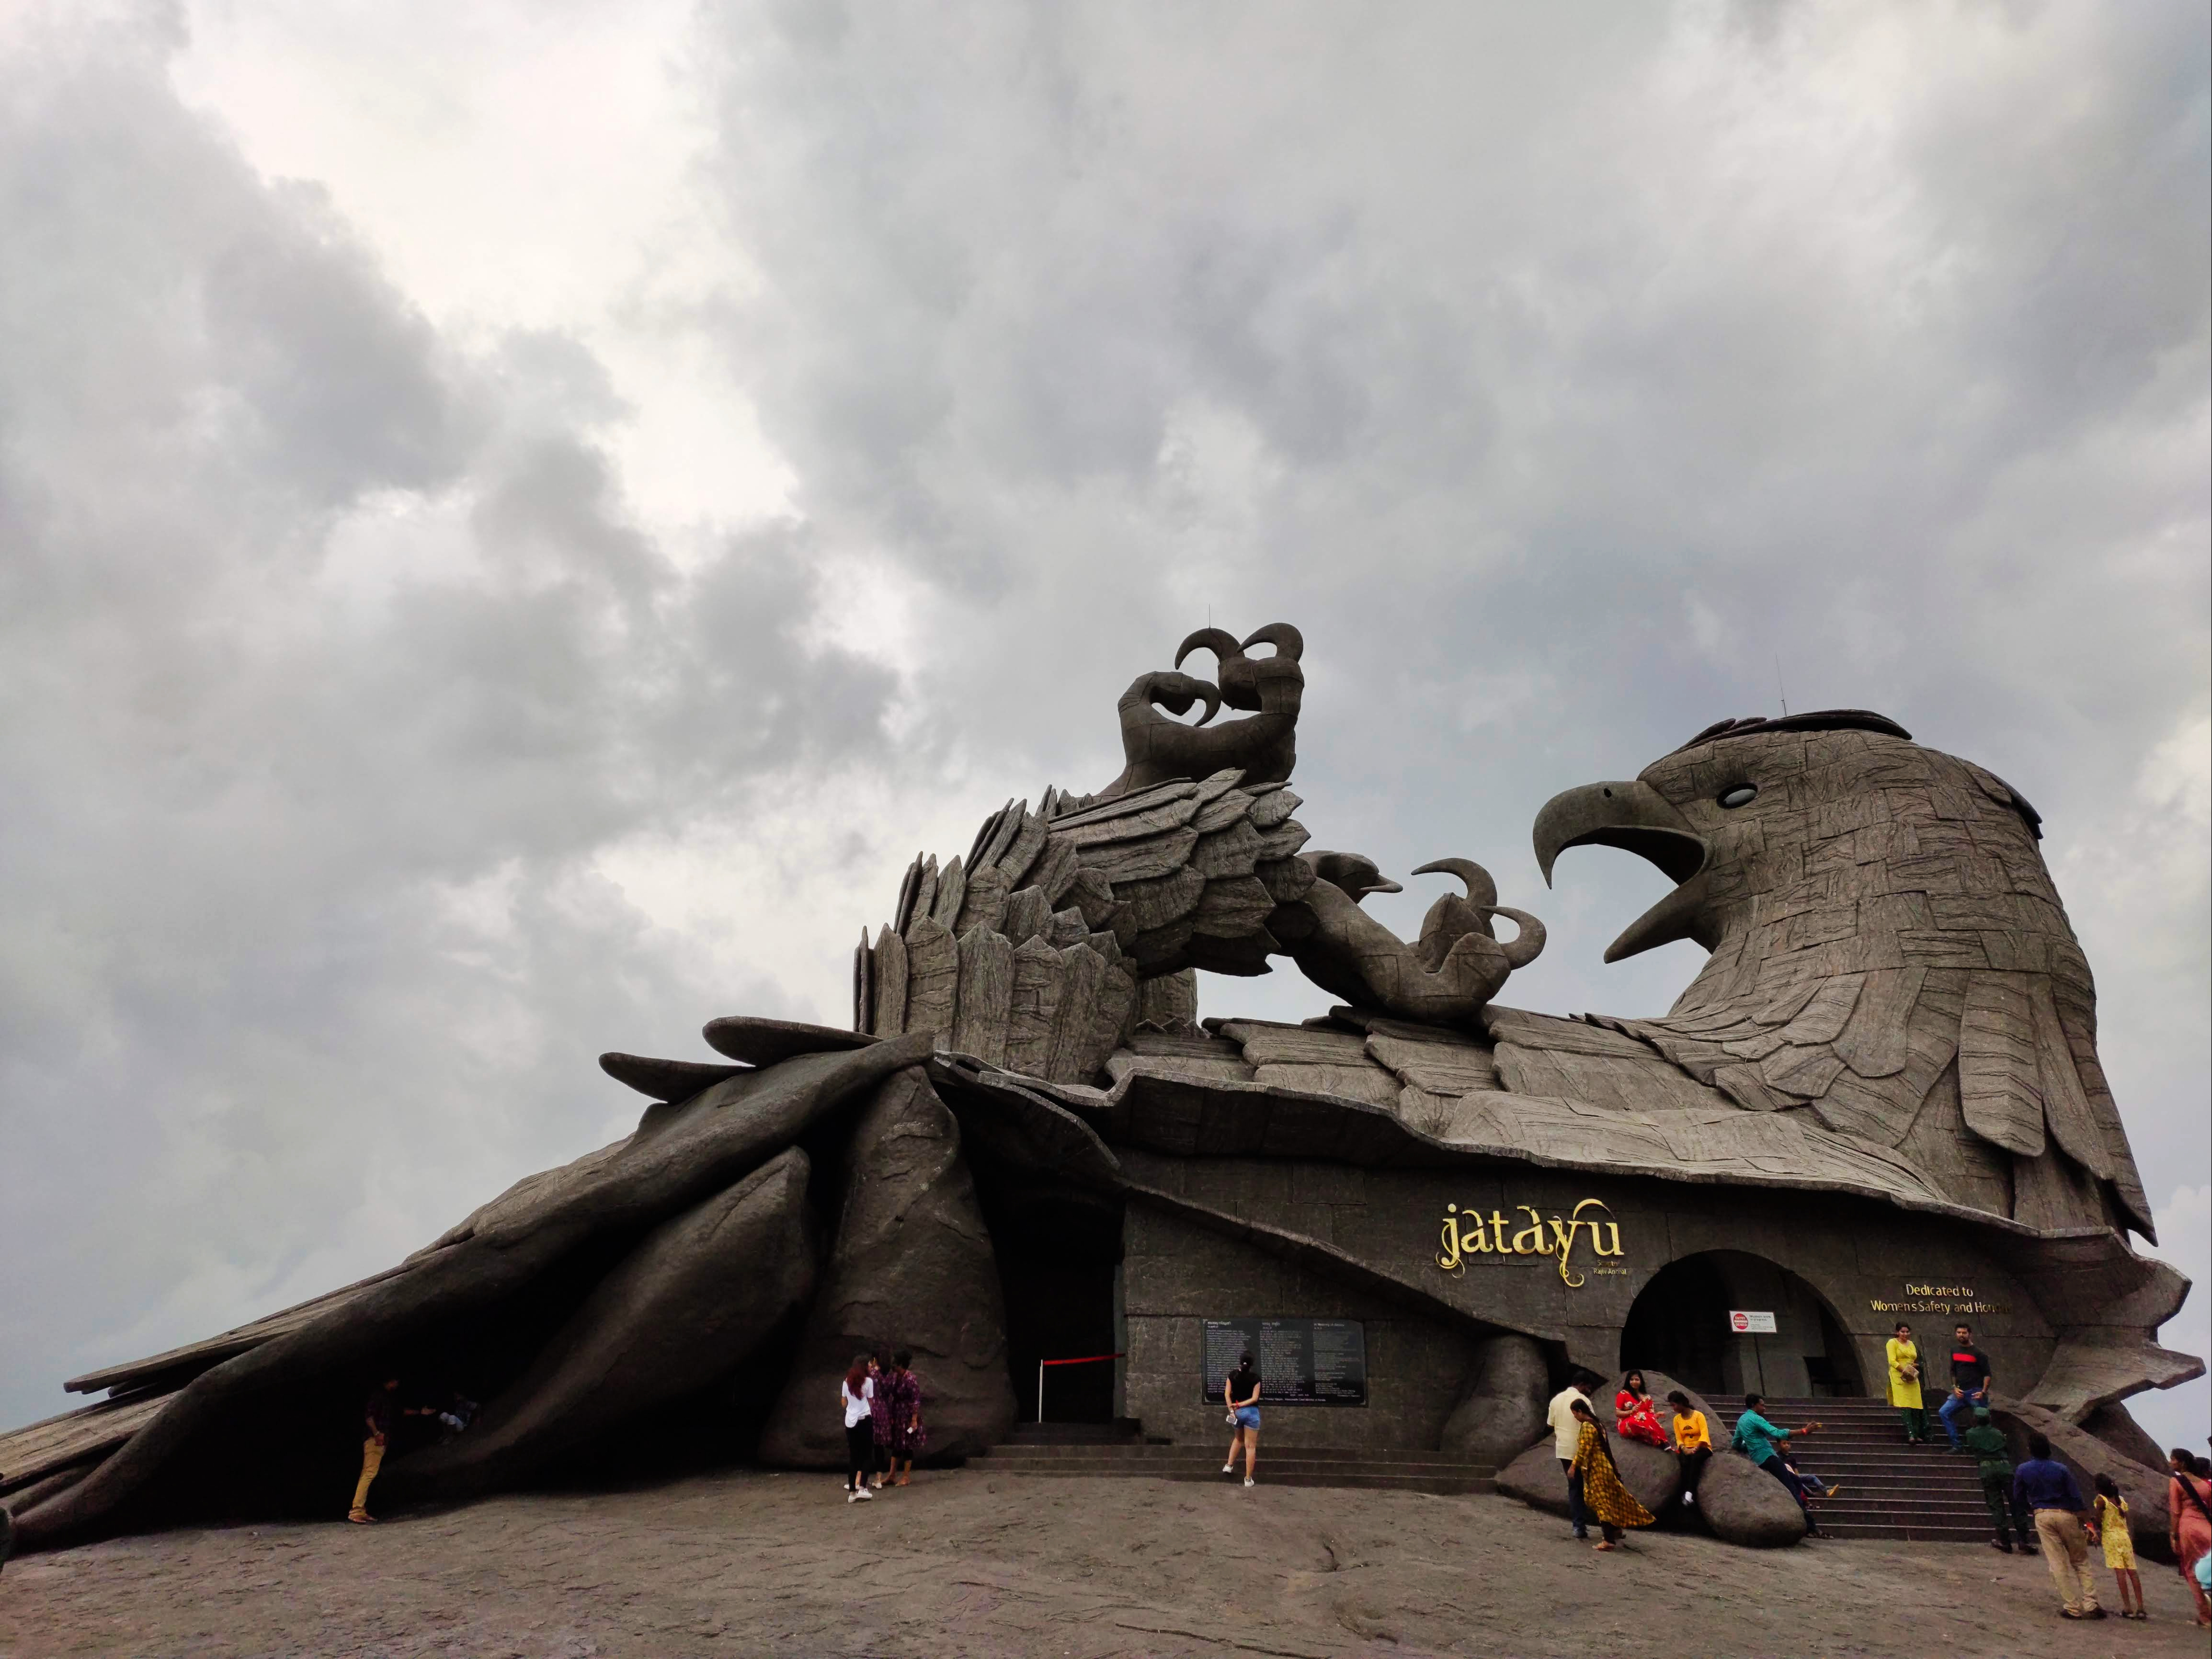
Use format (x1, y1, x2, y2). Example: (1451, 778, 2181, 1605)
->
(1885, 1321, 1926, 1444)
(1569, 1399, 1655, 1551)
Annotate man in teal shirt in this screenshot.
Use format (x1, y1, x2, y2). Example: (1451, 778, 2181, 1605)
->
(1734, 1393, 1833, 1535)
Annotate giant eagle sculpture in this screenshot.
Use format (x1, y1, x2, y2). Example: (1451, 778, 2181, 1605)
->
(2, 630, 2194, 1563)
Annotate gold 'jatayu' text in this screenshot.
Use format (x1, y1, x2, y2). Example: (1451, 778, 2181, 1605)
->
(1435, 1199, 1623, 1288)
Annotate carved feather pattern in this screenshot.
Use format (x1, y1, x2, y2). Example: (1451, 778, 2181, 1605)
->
(1611, 727, 2151, 1235)
(856, 768, 1309, 1083)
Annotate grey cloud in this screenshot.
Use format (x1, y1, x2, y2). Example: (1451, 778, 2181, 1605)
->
(0, 11, 896, 1424)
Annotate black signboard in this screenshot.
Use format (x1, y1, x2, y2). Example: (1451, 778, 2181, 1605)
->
(1202, 1318, 1367, 1406)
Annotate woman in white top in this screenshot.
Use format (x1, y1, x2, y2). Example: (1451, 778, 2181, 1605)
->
(839, 1354, 876, 1503)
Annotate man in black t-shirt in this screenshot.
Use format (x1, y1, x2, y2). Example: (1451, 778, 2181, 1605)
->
(1938, 1324, 1994, 1450)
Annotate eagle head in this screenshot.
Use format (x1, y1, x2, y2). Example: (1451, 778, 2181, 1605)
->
(1531, 710, 2152, 1240)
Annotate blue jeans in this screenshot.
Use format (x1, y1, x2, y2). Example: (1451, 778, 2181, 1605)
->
(1939, 1390, 1987, 1446)
(1561, 1460, 1588, 1535)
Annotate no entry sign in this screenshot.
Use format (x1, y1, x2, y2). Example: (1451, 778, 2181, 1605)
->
(1729, 1310, 1777, 1334)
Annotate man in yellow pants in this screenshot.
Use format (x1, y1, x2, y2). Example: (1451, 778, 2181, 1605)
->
(349, 1379, 401, 1524)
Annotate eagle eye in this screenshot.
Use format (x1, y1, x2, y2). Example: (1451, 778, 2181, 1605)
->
(1717, 784, 1758, 809)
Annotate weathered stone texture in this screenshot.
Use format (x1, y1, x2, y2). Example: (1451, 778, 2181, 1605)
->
(758, 1069, 1013, 1467)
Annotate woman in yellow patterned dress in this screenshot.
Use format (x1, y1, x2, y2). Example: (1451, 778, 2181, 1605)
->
(1885, 1321, 1926, 1444)
(1568, 1398, 1655, 1550)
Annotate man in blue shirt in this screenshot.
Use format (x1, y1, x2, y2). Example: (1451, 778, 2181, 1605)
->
(2013, 1431, 2102, 1619)
(1733, 1394, 1836, 1537)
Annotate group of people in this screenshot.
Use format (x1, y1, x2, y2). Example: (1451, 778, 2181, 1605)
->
(837, 1349, 927, 1502)
(1881, 1320, 1995, 1448)
(1548, 1368, 1846, 1550)
(1991, 1429, 2212, 1624)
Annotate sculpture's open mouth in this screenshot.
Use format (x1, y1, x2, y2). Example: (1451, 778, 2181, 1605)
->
(1530, 780, 1711, 963)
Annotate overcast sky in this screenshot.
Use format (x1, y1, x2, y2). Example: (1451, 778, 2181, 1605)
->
(2, 0, 2204, 1450)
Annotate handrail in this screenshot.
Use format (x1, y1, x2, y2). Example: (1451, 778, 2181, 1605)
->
(1035, 1352, 1126, 1423)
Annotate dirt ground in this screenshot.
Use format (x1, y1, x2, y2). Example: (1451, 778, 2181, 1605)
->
(3, 1467, 2207, 1659)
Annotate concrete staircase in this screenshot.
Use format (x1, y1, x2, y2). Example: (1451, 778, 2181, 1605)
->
(972, 1423, 1494, 1496)
(1756, 1395, 1998, 1543)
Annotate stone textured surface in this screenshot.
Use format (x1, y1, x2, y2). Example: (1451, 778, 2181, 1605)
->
(14, 1037, 931, 1551)
(1533, 715, 2151, 1236)
(759, 1069, 1014, 1468)
(1436, 1333, 1549, 1466)
(1696, 1449, 1807, 1548)
(394, 1148, 818, 1498)
(1496, 1440, 1573, 1516)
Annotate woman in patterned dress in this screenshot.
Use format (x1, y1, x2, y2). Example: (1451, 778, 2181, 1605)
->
(865, 1355, 892, 1489)
(885, 1348, 927, 1487)
(1569, 1398, 1655, 1551)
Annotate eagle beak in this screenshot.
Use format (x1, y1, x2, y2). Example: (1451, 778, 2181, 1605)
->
(1530, 780, 1712, 964)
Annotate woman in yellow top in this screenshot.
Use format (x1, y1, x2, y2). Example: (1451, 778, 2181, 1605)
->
(2090, 1473, 2146, 1620)
(1666, 1389, 1713, 1507)
(1568, 1398, 1654, 1551)
(1885, 1321, 1926, 1444)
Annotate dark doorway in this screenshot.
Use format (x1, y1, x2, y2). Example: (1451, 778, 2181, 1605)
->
(1619, 1255, 1732, 1394)
(974, 1174, 1123, 1424)
(1619, 1250, 1865, 1399)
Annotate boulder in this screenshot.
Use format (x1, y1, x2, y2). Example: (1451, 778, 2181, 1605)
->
(1497, 1440, 1572, 1517)
(1438, 1334, 1550, 1467)
(1697, 1450, 1807, 1548)
(1495, 1425, 1678, 1520)
(394, 1146, 819, 1497)
(1610, 1439, 1683, 1517)
(759, 1068, 1016, 1466)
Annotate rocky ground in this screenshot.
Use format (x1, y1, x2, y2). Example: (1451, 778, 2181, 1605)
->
(3, 1466, 2206, 1658)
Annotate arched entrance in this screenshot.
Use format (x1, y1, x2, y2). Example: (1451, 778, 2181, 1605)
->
(1619, 1249, 1865, 1399)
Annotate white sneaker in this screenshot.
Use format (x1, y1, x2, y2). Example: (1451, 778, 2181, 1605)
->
(1244, 1477, 1255, 1487)
(1683, 1492, 1696, 1507)
(855, 1486, 874, 1500)
(1223, 1464, 1235, 1474)
(846, 1490, 859, 1503)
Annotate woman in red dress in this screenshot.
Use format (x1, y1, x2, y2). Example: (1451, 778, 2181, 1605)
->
(1613, 1371, 1669, 1449)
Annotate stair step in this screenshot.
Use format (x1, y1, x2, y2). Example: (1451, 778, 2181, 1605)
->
(977, 1444, 1484, 1467)
(985, 1466, 1494, 1494)
(979, 1455, 1494, 1478)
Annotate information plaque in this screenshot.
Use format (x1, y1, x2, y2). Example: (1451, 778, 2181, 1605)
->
(1201, 1318, 1367, 1406)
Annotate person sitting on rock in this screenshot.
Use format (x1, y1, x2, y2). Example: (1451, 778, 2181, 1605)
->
(1568, 1398, 1653, 1552)
(1732, 1393, 1837, 1537)
(1666, 1390, 1712, 1505)
(1613, 1372, 1668, 1449)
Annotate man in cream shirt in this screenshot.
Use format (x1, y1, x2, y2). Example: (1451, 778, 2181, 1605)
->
(1548, 1369, 1603, 1541)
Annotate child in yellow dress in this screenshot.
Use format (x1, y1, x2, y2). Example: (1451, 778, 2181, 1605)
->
(2090, 1473, 2145, 1621)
